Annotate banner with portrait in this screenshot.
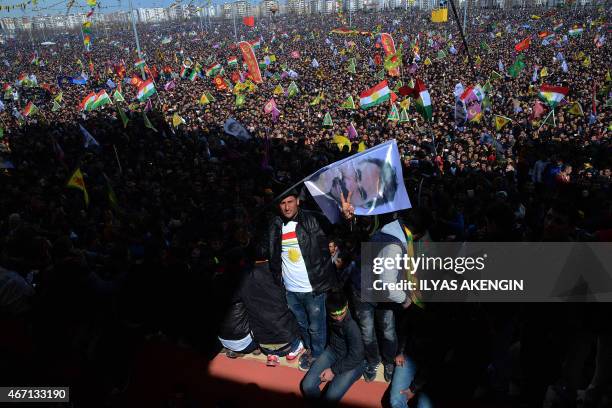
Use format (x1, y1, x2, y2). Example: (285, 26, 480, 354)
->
(304, 140, 411, 224)
(380, 33, 400, 77)
(238, 41, 263, 84)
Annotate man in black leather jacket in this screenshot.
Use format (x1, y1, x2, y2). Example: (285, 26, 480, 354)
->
(268, 189, 336, 371)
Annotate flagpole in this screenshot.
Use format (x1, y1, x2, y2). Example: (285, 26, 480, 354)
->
(448, 0, 476, 82)
(233, 4, 238, 41)
(113, 144, 123, 173)
(128, 0, 146, 79)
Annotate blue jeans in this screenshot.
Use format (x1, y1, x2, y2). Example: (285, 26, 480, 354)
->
(389, 356, 433, 408)
(286, 291, 326, 358)
(352, 291, 397, 366)
(301, 348, 366, 404)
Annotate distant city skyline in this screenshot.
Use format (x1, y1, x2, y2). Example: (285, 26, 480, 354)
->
(0, 0, 253, 18)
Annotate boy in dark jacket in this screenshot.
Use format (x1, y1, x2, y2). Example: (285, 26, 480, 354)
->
(301, 291, 365, 405)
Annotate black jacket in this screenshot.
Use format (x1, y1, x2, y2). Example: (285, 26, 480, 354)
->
(241, 260, 300, 344)
(328, 310, 365, 375)
(218, 300, 250, 341)
(269, 209, 335, 293)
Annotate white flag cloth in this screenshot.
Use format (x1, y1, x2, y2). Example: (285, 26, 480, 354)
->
(304, 140, 411, 223)
(80, 124, 99, 148)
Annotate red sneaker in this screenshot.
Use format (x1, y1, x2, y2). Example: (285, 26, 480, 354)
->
(285, 341, 304, 362)
(266, 354, 280, 367)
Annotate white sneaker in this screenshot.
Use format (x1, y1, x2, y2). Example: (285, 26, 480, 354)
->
(286, 341, 304, 361)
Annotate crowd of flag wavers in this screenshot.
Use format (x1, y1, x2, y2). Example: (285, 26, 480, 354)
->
(0, 4, 611, 408)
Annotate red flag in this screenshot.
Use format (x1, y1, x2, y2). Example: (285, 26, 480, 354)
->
(291, 51, 301, 59)
(213, 75, 227, 91)
(374, 54, 382, 66)
(238, 41, 263, 84)
(514, 37, 531, 52)
(242, 16, 255, 27)
(231, 71, 241, 83)
(130, 75, 143, 88)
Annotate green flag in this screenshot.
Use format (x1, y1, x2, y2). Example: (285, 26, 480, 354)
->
(205, 92, 216, 102)
(51, 100, 61, 112)
(347, 58, 356, 74)
(399, 108, 409, 123)
(0, 127, 3, 139)
(388, 104, 400, 121)
(341, 95, 356, 109)
(480, 41, 491, 53)
(143, 112, 157, 132)
(393, 80, 404, 93)
(116, 105, 129, 128)
(287, 81, 299, 97)
(113, 90, 125, 103)
(236, 93, 245, 107)
(436, 50, 446, 60)
(375, 69, 385, 80)
(323, 112, 333, 127)
(508, 59, 525, 78)
(490, 70, 503, 81)
(272, 72, 281, 81)
(103, 173, 119, 210)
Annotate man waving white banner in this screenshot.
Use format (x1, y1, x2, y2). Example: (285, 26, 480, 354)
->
(304, 140, 411, 223)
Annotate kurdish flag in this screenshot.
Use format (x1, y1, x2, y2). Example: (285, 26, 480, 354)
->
(137, 79, 156, 102)
(23, 101, 38, 117)
(539, 84, 569, 108)
(189, 64, 200, 81)
(92, 90, 111, 109)
(134, 58, 146, 69)
(80, 92, 97, 111)
(412, 79, 432, 121)
(359, 80, 391, 109)
(568, 26, 583, 37)
(249, 39, 261, 49)
(228, 57, 238, 67)
(206, 63, 222, 77)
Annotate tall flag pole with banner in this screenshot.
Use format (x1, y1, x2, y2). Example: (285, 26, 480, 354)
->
(238, 41, 263, 84)
(380, 33, 400, 77)
(304, 140, 412, 224)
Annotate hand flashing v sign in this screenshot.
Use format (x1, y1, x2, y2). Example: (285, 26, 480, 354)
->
(340, 191, 355, 221)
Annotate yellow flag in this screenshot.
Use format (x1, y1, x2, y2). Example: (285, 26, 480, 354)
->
(463, 56, 469, 64)
(576, 51, 585, 61)
(357, 141, 367, 152)
(172, 112, 185, 127)
(582, 56, 591, 68)
(540, 67, 548, 77)
(424, 57, 432, 66)
(269, 54, 277, 62)
(273, 84, 284, 95)
(67, 168, 89, 206)
(400, 98, 411, 110)
(567, 102, 583, 116)
(494, 115, 511, 131)
(431, 8, 448, 23)
(606, 70, 611, 82)
(199, 93, 209, 105)
(332, 135, 352, 152)
(496, 32, 502, 38)
(475, 55, 482, 66)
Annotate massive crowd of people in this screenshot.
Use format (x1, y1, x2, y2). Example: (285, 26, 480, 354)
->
(1, 4, 611, 407)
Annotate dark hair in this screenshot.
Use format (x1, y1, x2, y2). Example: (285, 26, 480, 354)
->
(326, 290, 348, 314)
(278, 188, 299, 202)
(364, 158, 399, 207)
